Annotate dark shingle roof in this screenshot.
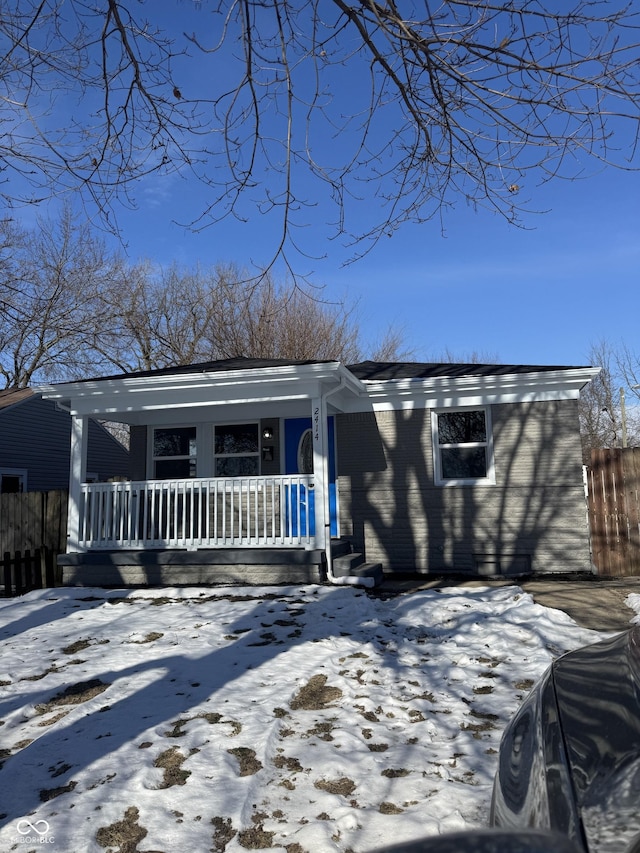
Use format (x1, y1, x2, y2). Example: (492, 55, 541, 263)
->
(45, 357, 591, 386)
(347, 361, 588, 381)
(63, 357, 336, 384)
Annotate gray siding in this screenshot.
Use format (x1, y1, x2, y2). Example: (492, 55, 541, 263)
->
(130, 425, 148, 480)
(0, 395, 71, 490)
(0, 395, 129, 491)
(336, 400, 591, 575)
(87, 420, 130, 482)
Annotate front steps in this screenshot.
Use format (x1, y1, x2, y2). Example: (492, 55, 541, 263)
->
(331, 540, 384, 587)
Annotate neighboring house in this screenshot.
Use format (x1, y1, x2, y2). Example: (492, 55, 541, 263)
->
(0, 388, 130, 493)
(37, 358, 599, 587)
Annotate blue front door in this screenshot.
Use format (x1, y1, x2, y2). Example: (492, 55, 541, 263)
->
(284, 417, 338, 537)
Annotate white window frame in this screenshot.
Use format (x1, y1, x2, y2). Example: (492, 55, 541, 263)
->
(431, 406, 495, 486)
(151, 425, 198, 479)
(213, 421, 260, 477)
(0, 468, 28, 493)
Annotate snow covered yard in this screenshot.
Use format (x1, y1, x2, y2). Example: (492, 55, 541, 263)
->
(0, 584, 617, 853)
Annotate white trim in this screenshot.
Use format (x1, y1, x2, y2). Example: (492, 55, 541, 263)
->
(356, 368, 601, 412)
(431, 406, 496, 486)
(68, 415, 88, 552)
(36, 362, 367, 419)
(37, 365, 599, 423)
(311, 395, 328, 553)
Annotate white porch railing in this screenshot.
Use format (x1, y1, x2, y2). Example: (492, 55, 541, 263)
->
(76, 476, 315, 550)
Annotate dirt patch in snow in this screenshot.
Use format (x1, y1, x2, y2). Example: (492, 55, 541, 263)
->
(130, 632, 164, 644)
(35, 679, 109, 715)
(40, 780, 77, 802)
(212, 816, 237, 851)
(228, 747, 263, 776)
(96, 806, 151, 852)
(154, 747, 192, 788)
(314, 777, 356, 796)
(238, 823, 275, 849)
(289, 675, 342, 710)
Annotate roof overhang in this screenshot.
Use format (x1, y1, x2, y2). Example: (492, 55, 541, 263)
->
(350, 367, 601, 412)
(37, 363, 600, 423)
(37, 362, 368, 423)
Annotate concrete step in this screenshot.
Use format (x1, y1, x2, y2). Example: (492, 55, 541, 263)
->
(342, 562, 384, 586)
(332, 549, 384, 587)
(332, 551, 366, 574)
(330, 539, 354, 559)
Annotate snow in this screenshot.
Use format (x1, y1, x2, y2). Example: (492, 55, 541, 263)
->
(0, 583, 628, 853)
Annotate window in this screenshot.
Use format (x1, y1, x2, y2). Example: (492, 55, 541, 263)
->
(153, 427, 197, 478)
(297, 429, 314, 474)
(0, 469, 26, 493)
(214, 423, 260, 476)
(432, 408, 494, 485)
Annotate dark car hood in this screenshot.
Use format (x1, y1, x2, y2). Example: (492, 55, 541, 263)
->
(552, 626, 640, 852)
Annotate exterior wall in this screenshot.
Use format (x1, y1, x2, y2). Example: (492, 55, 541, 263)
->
(336, 400, 591, 575)
(130, 425, 148, 480)
(0, 395, 70, 490)
(87, 421, 130, 482)
(0, 395, 129, 491)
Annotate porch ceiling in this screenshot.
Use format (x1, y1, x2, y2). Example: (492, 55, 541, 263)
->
(37, 362, 368, 423)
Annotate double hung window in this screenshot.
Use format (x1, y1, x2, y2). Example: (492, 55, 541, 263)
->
(432, 408, 494, 485)
(214, 423, 260, 476)
(153, 427, 197, 479)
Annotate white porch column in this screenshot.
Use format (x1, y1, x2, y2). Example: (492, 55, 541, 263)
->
(68, 414, 88, 553)
(311, 395, 329, 553)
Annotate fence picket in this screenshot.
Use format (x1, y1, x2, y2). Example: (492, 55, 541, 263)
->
(3, 552, 11, 596)
(0, 491, 67, 596)
(587, 448, 640, 576)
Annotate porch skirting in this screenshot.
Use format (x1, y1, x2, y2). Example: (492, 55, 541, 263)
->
(57, 548, 327, 587)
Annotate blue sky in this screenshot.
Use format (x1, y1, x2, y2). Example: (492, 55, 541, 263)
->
(112, 155, 639, 367)
(103, 0, 640, 368)
(9, 0, 640, 368)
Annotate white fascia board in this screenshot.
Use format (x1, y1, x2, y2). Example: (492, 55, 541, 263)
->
(37, 362, 367, 418)
(344, 367, 601, 412)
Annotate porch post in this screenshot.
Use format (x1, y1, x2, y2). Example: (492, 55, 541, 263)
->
(311, 395, 329, 553)
(68, 414, 88, 553)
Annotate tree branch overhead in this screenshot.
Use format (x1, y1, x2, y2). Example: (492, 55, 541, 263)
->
(1, 1, 638, 266)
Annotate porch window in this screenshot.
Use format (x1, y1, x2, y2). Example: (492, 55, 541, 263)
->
(214, 423, 260, 476)
(432, 408, 494, 485)
(153, 427, 197, 478)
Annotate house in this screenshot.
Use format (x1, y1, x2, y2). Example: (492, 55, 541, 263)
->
(37, 358, 599, 587)
(0, 388, 130, 493)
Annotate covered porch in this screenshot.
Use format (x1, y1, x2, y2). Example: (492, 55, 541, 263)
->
(40, 359, 382, 587)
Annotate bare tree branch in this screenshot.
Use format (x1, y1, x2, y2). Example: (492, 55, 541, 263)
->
(579, 338, 640, 460)
(0, 205, 121, 386)
(2, 1, 639, 267)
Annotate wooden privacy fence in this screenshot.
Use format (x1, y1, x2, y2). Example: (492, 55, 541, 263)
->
(3, 548, 57, 597)
(0, 490, 67, 595)
(586, 448, 640, 576)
